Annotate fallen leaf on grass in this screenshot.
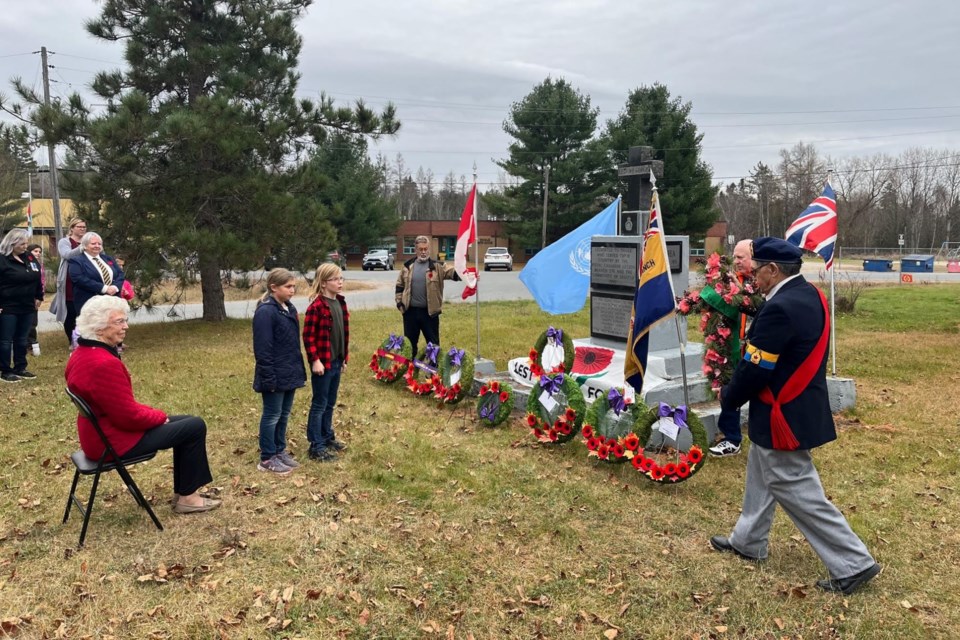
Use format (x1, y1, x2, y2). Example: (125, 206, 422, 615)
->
(358, 608, 371, 625)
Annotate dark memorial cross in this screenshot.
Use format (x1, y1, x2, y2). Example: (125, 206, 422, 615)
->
(617, 146, 664, 236)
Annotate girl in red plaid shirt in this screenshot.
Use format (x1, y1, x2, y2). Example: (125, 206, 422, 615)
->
(302, 263, 349, 461)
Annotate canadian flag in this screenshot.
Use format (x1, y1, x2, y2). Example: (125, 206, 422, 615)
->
(455, 183, 479, 299)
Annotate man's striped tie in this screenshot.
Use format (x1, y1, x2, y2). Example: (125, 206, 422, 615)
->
(93, 255, 113, 286)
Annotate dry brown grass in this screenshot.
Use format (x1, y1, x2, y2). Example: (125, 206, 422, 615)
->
(1, 294, 958, 639)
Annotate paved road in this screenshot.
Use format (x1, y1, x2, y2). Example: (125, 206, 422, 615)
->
(36, 263, 958, 333)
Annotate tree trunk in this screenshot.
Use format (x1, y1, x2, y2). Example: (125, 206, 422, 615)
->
(198, 252, 227, 322)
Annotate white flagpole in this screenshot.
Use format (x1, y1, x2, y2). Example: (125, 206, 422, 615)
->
(27, 173, 34, 237)
(472, 165, 481, 358)
(828, 170, 837, 377)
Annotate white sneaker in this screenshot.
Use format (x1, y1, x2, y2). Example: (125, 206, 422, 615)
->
(709, 440, 741, 457)
(31, 344, 40, 357)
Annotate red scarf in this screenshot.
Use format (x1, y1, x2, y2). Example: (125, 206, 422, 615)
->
(758, 288, 830, 451)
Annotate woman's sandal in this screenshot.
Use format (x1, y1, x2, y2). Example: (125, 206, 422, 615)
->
(172, 496, 222, 514)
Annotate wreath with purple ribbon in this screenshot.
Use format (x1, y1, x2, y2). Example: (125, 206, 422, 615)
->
(524, 372, 586, 444)
(581, 387, 653, 464)
(528, 326, 575, 377)
(369, 333, 412, 383)
(434, 346, 475, 405)
(631, 403, 708, 484)
(476, 379, 514, 427)
(405, 342, 441, 396)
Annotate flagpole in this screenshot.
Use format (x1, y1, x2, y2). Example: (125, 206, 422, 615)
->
(27, 173, 33, 237)
(827, 170, 837, 377)
(472, 165, 481, 359)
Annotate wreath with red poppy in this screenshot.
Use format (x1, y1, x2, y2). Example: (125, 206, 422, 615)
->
(581, 387, 653, 464)
(369, 333, 413, 383)
(630, 408, 708, 484)
(404, 344, 442, 396)
(476, 380, 514, 427)
(433, 347, 475, 405)
(528, 327, 575, 377)
(525, 372, 586, 444)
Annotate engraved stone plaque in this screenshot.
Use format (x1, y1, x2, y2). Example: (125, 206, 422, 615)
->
(590, 293, 635, 342)
(590, 245, 638, 290)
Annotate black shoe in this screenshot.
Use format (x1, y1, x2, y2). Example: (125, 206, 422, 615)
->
(14, 370, 36, 380)
(328, 440, 347, 452)
(710, 535, 762, 562)
(1, 372, 22, 383)
(816, 563, 881, 595)
(308, 449, 337, 462)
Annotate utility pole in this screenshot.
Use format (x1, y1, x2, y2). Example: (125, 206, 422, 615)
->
(540, 164, 550, 249)
(40, 46, 64, 243)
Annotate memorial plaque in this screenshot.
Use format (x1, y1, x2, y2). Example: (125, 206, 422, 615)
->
(666, 240, 682, 273)
(590, 244, 638, 289)
(591, 293, 635, 342)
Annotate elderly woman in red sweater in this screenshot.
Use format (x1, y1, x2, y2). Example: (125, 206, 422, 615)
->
(64, 296, 220, 514)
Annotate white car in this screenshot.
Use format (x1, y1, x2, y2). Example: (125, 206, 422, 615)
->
(483, 247, 513, 271)
(362, 249, 395, 270)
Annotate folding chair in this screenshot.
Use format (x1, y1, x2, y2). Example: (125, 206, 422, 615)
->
(63, 387, 163, 547)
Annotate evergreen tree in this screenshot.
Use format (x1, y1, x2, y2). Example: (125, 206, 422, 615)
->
(485, 77, 608, 248)
(4, 0, 398, 320)
(600, 84, 717, 236)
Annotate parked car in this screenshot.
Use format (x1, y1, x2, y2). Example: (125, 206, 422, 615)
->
(362, 249, 395, 271)
(483, 247, 513, 271)
(327, 249, 347, 270)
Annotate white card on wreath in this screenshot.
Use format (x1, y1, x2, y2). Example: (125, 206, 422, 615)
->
(539, 390, 559, 413)
(656, 416, 680, 441)
(541, 343, 564, 372)
(450, 370, 461, 386)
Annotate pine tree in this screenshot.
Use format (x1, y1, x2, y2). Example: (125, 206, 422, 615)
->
(5, 0, 398, 320)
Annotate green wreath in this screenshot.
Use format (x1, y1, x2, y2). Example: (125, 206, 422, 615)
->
(369, 333, 412, 383)
(404, 343, 441, 396)
(581, 387, 653, 464)
(476, 380, 514, 427)
(631, 404, 708, 484)
(525, 372, 586, 444)
(529, 326, 575, 376)
(434, 346, 475, 405)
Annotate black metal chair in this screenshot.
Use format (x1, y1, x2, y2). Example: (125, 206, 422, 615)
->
(63, 387, 163, 547)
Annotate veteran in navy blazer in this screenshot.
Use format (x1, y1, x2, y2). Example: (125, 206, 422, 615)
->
(67, 232, 126, 315)
(710, 237, 881, 596)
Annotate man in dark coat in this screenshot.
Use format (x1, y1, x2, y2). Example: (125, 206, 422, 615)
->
(709, 237, 881, 595)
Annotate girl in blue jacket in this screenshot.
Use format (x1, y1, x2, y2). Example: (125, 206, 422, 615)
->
(252, 269, 306, 475)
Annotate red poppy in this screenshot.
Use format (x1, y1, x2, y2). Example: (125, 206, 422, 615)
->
(586, 437, 600, 451)
(641, 458, 656, 472)
(597, 444, 610, 460)
(558, 423, 572, 436)
(676, 462, 691, 478)
(664, 463, 677, 476)
(530, 363, 544, 378)
(582, 425, 594, 439)
(553, 363, 565, 373)
(612, 443, 625, 458)
(499, 391, 509, 403)
(572, 346, 615, 375)
(631, 456, 644, 470)
(533, 428, 544, 439)
(687, 447, 704, 465)
(650, 467, 665, 481)
(528, 348, 538, 361)
(623, 434, 640, 451)
(479, 385, 489, 395)
(526, 414, 538, 427)
(490, 381, 500, 392)
(564, 408, 577, 422)
(606, 436, 618, 447)
(548, 429, 558, 442)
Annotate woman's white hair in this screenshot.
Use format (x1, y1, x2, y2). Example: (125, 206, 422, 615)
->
(0, 228, 30, 256)
(80, 231, 103, 249)
(76, 295, 129, 340)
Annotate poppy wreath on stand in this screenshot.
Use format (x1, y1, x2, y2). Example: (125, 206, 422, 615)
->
(476, 380, 514, 427)
(404, 342, 441, 396)
(581, 387, 653, 464)
(525, 372, 586, 444)
(433, 346, 475, 405)
(631, 404, 708, 484)
(528, 326, 575, 377)
(370, 333, 413, 383)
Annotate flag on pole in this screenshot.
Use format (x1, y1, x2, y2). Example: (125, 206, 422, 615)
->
(454, 183, 478, 298)
(624, 189, 676, 393)
(519, 198, 619, 314)
(26, 200, 33, 236)
(785, 179, 838, 270)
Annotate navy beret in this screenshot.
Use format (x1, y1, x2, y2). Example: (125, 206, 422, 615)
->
(752, 237, 803, 264)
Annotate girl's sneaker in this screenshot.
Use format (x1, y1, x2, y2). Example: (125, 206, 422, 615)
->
(257, 456, 293, 476)
(276, 451, 300, 469)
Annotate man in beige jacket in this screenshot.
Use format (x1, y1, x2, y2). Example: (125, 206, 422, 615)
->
(395, 236, 459, 355)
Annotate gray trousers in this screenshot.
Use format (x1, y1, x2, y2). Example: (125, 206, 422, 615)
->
(729, 444, 875, 579)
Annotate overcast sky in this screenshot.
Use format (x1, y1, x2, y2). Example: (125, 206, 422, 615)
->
(3, 0, 960, 192)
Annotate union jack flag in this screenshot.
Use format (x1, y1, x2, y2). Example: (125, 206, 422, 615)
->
(785, 179, 838, 270)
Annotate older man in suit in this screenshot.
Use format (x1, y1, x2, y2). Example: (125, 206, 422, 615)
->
(68, 232, 126, 315)
(709, 237, 880, 596)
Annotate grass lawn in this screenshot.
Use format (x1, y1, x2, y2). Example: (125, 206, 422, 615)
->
(1, 286, 958, 639)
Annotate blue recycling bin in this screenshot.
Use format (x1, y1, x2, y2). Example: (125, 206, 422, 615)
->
(863, 259, 893, 272)
(900, 254, 934, 273)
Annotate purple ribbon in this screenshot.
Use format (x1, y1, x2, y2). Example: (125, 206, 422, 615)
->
(546, 326, 563, 343)
(448, 347, 464, 367)
(425, 342, 440, 365)
(539, 373, 564, 395)
(386, 333, 403, 351)
(479, 400, 498, 420)
(607, 388, 627, 416)
(658, 402, 688, 429)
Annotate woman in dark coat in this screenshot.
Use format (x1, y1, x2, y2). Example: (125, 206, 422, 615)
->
(0, 229, 43, 382)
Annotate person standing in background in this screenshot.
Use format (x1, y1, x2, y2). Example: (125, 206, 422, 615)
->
(394, 235, 459, 355)
(50, 218, 87, 347)
(0, 229, 43, 382)
(25, 243, 46, 357)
